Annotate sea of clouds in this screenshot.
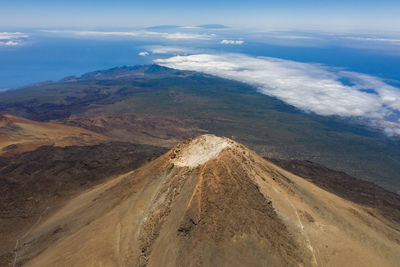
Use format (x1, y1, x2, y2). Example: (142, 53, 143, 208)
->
(156, 53, 400, 135)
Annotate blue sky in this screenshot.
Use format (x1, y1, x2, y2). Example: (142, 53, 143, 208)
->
(1, 0, 399, 32)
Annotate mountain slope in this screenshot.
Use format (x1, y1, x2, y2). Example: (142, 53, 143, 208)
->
(13, 135, 400, 267)
(0, 65, 399, 191)
(269, 158, 400, 225)
(0, 113, 110, 157)
(0, 142, 167, 266)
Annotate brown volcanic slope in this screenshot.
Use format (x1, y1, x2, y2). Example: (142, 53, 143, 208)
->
(269, 159, 400, 225)
(0, 113, 110, 157)
(11, 135, 400, 267)
(0, 142, 167, 266)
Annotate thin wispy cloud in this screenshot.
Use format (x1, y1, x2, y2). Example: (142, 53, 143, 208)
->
(41, 30, 215, 40)
(75, 31, 139, 37)
(145, 45, 197, 55)
(164, 32, 214, 40)
(343, 36, 400, 45)
(271, 35, 317, 40)
(156, 53, 400, 134)
(220, 39, 244, 45)
(0, 32, 28, 46)
(138, 51, 149, 56)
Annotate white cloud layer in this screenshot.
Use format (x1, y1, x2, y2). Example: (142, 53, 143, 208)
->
(220, 39, 244, 44)
(0, 32, 28, 46)
(155, 53, 400, 134)
(138, 51, 149, 56)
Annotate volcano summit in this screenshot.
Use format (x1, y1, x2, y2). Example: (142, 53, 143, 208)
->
(8, 135, 400, 267)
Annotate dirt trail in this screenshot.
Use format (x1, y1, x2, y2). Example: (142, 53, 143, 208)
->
(12, 206, 50, 267)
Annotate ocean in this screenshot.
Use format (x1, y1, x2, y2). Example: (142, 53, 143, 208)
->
(1, 29, 399, 90)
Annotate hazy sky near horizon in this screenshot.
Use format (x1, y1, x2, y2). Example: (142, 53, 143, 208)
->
(1, 0, 399, 32)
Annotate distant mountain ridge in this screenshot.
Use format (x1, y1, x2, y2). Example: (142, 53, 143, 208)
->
(62, 64, 183, 81)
